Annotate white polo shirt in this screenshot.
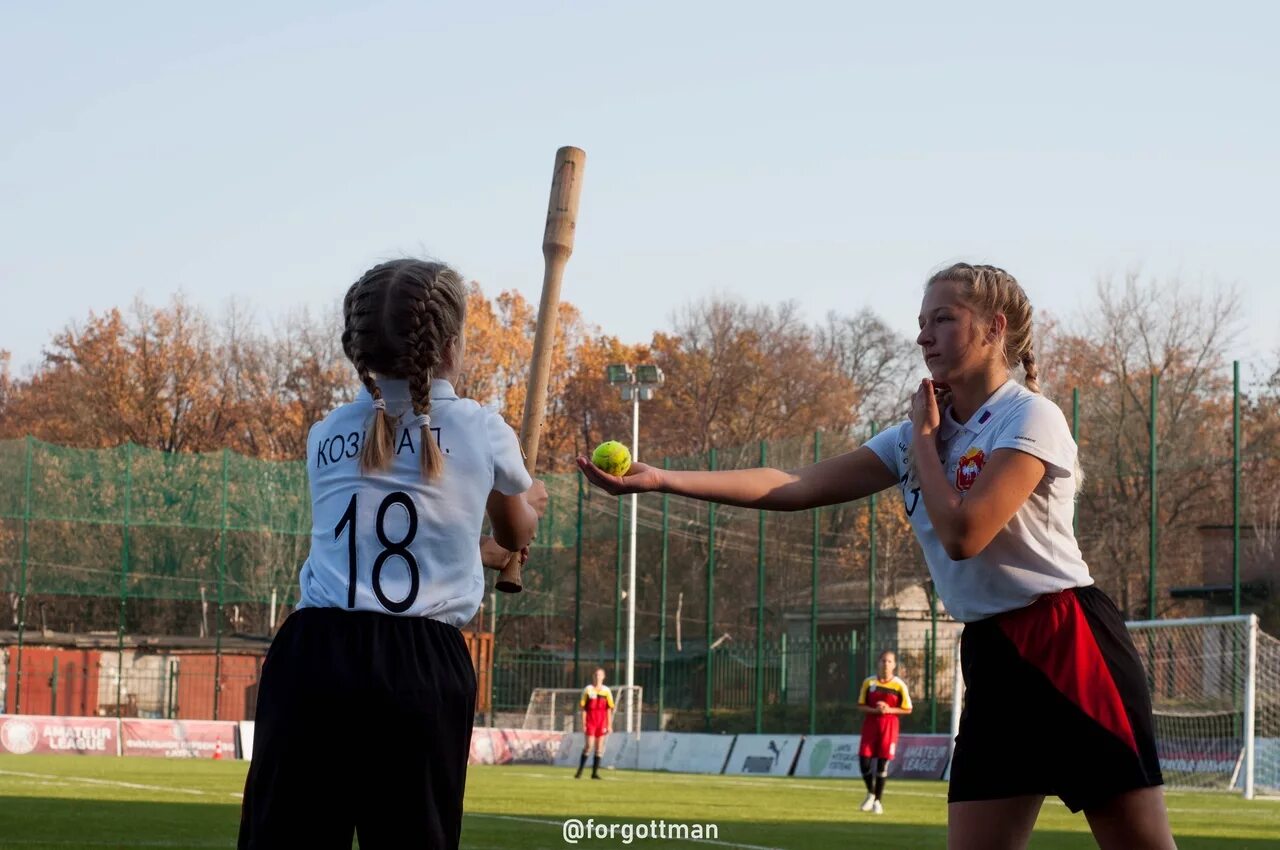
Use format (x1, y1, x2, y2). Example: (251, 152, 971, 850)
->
(864, 380, 1092, 623)
(297, 379, 532, 627)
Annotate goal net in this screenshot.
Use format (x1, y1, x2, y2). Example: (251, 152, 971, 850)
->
(522, 686, 644, 733)
(1126, 615, 1279, 798)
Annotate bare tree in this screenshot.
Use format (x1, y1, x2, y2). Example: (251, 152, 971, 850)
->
(1040, 272, 1242, 617)
(815, 308, 919, 428)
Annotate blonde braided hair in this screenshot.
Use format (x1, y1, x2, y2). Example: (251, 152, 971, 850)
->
(927, 263, 1039, 392)
(921, 264, 1083, 492)
(905, 263, 1041, 489)
(341, 259, 467, 478)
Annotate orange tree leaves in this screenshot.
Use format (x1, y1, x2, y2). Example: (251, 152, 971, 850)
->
(1, 289, 873, 471)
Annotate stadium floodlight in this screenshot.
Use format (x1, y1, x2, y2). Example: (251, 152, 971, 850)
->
(635, 364, 664, 386)
(606, 364, 633, 385)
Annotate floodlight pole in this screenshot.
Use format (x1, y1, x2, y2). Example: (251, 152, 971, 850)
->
(626, 388, 639, 735)
(607, 363, 662, 735)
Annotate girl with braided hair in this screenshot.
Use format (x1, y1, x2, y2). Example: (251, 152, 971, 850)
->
(239, 259, 545, 850)
(578, 263, 1174, 849)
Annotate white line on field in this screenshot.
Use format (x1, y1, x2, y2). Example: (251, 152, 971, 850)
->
(471, 814, 787, 850)
(1165, 806, 1280, 817)
(504, 770, 1280, 820)
(503, 771, 1280, 814)
(0, 768, 243, 800)
(0, 842, 232, 848)
(508, 770, 952, 799)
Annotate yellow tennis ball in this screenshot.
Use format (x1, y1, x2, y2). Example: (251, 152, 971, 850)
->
(591, 441, 632, 476)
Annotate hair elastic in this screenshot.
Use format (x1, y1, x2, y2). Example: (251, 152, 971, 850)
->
(405, 413, 431, 430)
(371, 398, 387, 411)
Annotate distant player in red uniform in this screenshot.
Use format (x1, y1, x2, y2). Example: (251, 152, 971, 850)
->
(857, 650, 912, 814)
(575, 668, 615, 780)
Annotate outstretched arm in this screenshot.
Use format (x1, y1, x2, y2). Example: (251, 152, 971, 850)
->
(576, 445, 898, 511)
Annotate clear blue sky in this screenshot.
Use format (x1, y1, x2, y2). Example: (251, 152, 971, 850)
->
(3, 1, 1277, 375)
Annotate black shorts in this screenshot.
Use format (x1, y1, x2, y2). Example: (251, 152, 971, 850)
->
(238, 607, 477, 850)
(948, 586, 1163, 813)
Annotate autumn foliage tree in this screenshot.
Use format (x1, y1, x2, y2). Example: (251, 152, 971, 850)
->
(0, 297, 351, 459)
(1037, 273, 1254, 618)
(2, 273, 1277, 646)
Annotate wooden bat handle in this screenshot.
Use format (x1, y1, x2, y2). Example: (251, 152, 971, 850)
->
(497, 146, 586, 594)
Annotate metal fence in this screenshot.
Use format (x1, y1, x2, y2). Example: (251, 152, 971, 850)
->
(0, 360, 1273, 732)
(491, 627, 960, 734)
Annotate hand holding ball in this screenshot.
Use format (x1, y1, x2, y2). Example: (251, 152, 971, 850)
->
(591, 441, 632, 477)
(578, 443, 659, 496)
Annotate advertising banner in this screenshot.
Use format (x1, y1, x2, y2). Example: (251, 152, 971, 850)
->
(655, 733, 735, 774)
(891, 735, 952, 779)
(120, 719, 237, 759)
(722, 734, 803, 776)
(469, 728, 565, 765)
(796, 734, 952, 780)
(635, 732, 672, 771)
(552, 732, 654, 771)
(0, 715, 117, 756)
(793, 735, 861, 778)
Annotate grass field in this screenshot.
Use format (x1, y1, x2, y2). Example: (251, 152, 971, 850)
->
(0, 756, 1277, 849)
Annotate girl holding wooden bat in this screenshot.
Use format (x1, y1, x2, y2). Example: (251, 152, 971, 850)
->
(578, 263, 1175, 850)
(239, 258, 546, 850)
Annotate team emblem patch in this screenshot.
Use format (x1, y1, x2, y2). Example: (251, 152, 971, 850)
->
(955, 447, 986, 492)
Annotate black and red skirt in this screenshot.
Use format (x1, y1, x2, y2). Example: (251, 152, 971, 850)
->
(948, 586, 1164, 813)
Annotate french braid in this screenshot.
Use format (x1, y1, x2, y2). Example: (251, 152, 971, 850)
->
(340, 259, 467, 478)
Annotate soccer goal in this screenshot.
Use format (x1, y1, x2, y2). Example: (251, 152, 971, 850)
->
(1127, 614, 1278, 798)
(522, 686, 644, 733)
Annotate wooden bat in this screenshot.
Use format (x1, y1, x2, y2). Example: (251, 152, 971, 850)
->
(496, 146, 586, 593)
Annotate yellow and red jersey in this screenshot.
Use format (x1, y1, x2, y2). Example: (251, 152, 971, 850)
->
(858, 675, 911, 759)
(580, 684, 615, 726)
(858, 675, 912, 713)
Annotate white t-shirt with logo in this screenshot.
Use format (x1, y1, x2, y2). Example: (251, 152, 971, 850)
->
(297, 379, 532, 627)
(864, 380, 1092, 623)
